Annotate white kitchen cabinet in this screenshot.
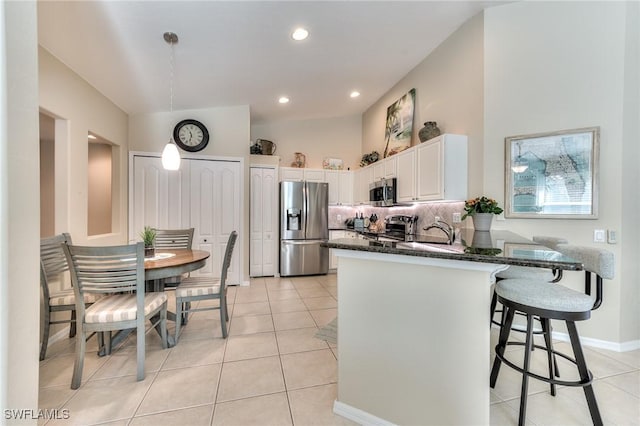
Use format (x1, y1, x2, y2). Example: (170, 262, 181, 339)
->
(250, 166, 277, 277)
(395, 134, 467, 202)
(354, 166, 373, 204)
(329, 230, 346, 269)
(325, 170, 353, 205)
(303, 169, 325, 182)
(280, 167, 304, 181)
(371, 157, 397, 182)
(329, 229, 359, 269)
(130, 154, 242, 284)
(396, 148, 417, 202)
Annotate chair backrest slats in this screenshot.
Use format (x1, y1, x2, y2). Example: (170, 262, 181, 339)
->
(40, 233, 73, 298)
(63, 243, 145, 295)
(220, 231, 238, 288)
(154, 228, 194, 250)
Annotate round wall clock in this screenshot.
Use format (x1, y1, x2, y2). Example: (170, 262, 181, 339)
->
(173, 119, 209, 152)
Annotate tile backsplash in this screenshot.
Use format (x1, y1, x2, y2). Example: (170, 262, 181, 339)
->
(329, 201, 469, 232)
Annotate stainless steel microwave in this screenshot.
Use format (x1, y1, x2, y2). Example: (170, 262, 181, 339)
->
(369, 178, 397, 207)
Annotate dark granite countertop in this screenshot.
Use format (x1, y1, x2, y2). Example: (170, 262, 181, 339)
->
(324, 230, 582, 271)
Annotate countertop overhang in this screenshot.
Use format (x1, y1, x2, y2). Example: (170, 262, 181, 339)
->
(324, 230, 583, 271)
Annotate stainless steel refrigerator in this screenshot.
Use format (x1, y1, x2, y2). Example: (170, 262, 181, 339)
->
(280, 181, 329, 276)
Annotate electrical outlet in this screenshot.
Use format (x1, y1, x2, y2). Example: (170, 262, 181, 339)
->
(337, 214, 342, 222)
(452, 212, 462, 223)
(435, 216, 441, 223)
(607, 229, 617, 244)
(593, 229, 606, 243)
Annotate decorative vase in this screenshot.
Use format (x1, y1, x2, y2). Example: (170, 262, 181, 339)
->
(144, 246, 155, 257)
(472, 213, 493, 232)
(418, 121, 441, 143)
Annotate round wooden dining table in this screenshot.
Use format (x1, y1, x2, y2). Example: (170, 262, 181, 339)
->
(144, 249, 210, 281)
(100, 249, 211, 354)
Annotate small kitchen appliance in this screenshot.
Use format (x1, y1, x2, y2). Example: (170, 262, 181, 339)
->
(369, 178, 397, 207)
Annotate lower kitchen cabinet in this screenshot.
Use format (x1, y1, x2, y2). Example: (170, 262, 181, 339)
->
(250, 166, 277, 277)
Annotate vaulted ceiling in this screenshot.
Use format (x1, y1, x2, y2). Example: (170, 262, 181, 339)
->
(38, 1, 504, 124)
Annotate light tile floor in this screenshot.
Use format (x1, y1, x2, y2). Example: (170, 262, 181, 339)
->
(39, 275, 639, 425)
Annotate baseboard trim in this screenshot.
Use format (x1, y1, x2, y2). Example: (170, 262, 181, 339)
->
(551, 331, 640, 352)
(491, 323, 639, 352)
(333, 400, 396, 426)
(46, 327, 70, 348)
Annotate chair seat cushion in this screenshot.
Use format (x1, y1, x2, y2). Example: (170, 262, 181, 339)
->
(176, 277, 221, 298)
(84, 292, 167, 323)
(496, 266, 554, 281)
(49, 289, 102, 306)
(496, 279, 593, 313)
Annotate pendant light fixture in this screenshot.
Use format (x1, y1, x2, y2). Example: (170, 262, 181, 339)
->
(161, 31, 181, 170)
(511, 141, 529, 173)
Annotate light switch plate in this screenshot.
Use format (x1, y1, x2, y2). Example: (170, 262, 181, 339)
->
(607, 229, 617, 244)
(593, 229, 606, 243)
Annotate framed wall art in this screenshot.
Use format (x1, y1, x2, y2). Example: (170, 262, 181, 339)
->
(504, 127, 599, 219)
(383, 88, 415, 158)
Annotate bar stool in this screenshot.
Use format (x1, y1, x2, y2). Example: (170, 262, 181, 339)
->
(490, 245, 614, 426)
(491, 236, 568, 327)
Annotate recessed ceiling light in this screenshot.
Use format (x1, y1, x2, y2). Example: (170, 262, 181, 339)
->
(279, 96, 290, 104)
(88, 134, 97, 140)
(291, 27, 309, 41)
(350, 91, 361, 98)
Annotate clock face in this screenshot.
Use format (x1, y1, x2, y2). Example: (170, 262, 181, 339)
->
(173, 119, 209, 152)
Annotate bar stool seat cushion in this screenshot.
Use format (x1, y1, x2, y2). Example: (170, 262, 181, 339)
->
(496, 279, 593, 313)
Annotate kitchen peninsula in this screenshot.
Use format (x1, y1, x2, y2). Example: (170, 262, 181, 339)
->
(324, 230, 582, 425)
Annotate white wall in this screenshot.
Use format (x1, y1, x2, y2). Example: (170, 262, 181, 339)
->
(1, 0, 40, 418)
(129, 105, 251, 282)
(484, 1, 638, 344)
(620, 1, 639, 343)
(87, 143, 113, 236)
(251, 114, 362, 170)
(39, 47, 129, 247)
(362, 12, 484, 196)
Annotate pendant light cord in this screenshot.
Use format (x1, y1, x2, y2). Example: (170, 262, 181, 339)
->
(168, 37, 175, 142)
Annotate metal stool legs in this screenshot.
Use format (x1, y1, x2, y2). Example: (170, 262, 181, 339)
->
(491, 304, 603, 426)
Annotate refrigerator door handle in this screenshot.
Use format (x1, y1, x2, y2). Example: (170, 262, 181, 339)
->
(303, 182, 308, 237)
(282, 240, 328, 245)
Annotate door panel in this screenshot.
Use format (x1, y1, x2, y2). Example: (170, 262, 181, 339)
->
(132, 156, 189, 242)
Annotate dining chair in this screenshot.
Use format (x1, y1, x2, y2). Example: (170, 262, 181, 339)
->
(174, 231, 237, 342)
(40, 233, 103, 361)
(62, 241, 168, 389)
(490, 245, 614, 425)
(153, 228, 195, 286)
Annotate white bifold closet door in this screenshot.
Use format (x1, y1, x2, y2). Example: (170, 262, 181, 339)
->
(131, 155, 241, 284)
(250, 166, 277, 277)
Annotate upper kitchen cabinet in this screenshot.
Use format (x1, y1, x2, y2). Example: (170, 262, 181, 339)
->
(279, 167, 326, 182)
(325, 170, 354, 205)
(353, 166, 373, 205)
(280, 167, 304, 181)
(396, 134, 467, 202)
(372, 156, 397, 181)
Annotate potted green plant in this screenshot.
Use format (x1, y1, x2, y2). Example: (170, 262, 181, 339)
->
(139, 226, 156, 257)
(461, 196, 503, 232)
